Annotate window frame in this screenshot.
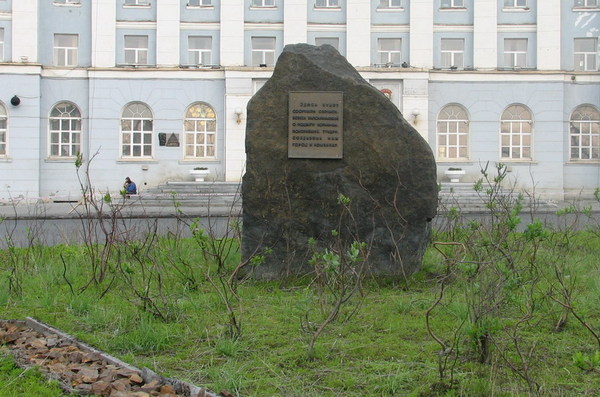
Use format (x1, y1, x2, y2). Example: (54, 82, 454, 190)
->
(0, 102, 7, 157)
(440, 0, 465, 9)
(315, 0, 340, 9)
(187, 0, 212, 6)
(183, 103, 217, 160)
(574, 38, 598, 72)
(377, 38, 402, 66)
(188, 36, 212, 66)
(48, 102, 82, 159)
(315, 37, 340, 51)
(120, 102, 153, 159)
(251, 0, 275, 7)
(569, 105, 600, 161)
(53, 34, 79, 67)
(123, 0, 150, 6)
(53, 0, 81, 5)
(124, 35, 149, 65)
(251, 36, 276, 66)
(503, 0, 527, 8)
(377, 0, 402, 9)
(573, 0, 599, 8)
(440, 38, 464, 69)
(436, 104, 470, 160)
(500, 104, 533, 161)
(503, 38, 528, 69)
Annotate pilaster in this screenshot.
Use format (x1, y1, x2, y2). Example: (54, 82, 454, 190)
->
(346, 0, 371, 66)
(91, 0, 116, 67)
(284, 0, 307, 45)
(220, 0, 244, 66)
(12, 0, 38, 63)
(473, 0, 497, 69)
(537, 0, 561, 70)
(157, 0, 181, 67)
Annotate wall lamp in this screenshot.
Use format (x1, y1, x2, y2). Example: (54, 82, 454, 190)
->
(234, 107, 244, 124)
(411, 108, 420, 124)
(10, 95, 21, 106)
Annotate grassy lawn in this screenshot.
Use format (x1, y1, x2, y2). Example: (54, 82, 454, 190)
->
(0, 212, 599, 396)
(0, 349, 66, 397)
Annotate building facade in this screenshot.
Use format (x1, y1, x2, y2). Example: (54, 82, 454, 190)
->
(0, 0, 598, 201)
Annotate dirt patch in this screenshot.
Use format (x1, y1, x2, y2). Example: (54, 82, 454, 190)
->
(1, 318, 219, 397)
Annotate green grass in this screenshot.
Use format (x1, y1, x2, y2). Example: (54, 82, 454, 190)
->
(0, 230, 599, 396)
(0, 349, 66, 397)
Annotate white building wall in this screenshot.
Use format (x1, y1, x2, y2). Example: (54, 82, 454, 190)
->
(224, 71, 256, 182)
(220, 0, 244, 66)
(11, 0, 37, 63)
(473, 0, 497, 69)
(91, 0, 116, 67)
(0, 69, 42, 199)
(156, 0, 180, 67)
(284, 0, 308, 45)
(409, 0, 433, 68)
(537, 0, 561, 70)
(346, 0, 370, 67)
(0, 1, 598, 201)
(403, 76, 430, 142)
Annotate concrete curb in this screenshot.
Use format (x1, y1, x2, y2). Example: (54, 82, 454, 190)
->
(1, 317, 218, 397)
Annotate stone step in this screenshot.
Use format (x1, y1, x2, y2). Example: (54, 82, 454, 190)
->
(147, 181, 241, 195)
(130, 195, 240, 208)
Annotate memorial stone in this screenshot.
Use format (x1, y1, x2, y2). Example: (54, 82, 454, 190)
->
(242, 44, 438, 279)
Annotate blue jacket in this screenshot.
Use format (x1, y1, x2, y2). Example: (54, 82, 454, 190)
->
(126, 182, 137, 194)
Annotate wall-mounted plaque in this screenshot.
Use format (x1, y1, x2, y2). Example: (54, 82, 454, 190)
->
(288, 91, 343, 159)
(159, 133, 180, 147)
(166, 133, 180, 147)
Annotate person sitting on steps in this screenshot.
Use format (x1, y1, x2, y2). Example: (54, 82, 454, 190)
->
(123, 177, 137, 195)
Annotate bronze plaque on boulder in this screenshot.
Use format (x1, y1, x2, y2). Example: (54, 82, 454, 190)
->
(288, 91, 343, 159)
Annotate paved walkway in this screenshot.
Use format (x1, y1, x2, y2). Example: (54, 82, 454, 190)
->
(0, 196, 241, 220)
(2, 196, 599, 220)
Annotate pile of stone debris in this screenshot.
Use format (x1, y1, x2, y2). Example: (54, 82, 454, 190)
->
(0, 318, 218, 397)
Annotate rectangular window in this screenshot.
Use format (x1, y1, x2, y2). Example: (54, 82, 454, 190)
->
(503, 38, 527, 68)
(188, 0, 212, 5)
(53, 34, 79, 67)
(501, 122, 531, 159)
(124, 0, 150, 5)
(188, 36, 212, 65)
(440, 0, 464, 8)
(574, 38, 598, 71)
(441, 38, 464, 69)
(377, 38, 402, 65)
(251, 0, 275, 6)
(0, 29, 3, 63)
(124, 35, 148, 65)
(251, 37, 275, 66)
(315, 0, 339, 8)
(574, 0, 598, 8)
(315, 37, 339, 51)
(504, 0, 527, 7)
(377, 0, 402, 8)
(437, 122, 468, 159)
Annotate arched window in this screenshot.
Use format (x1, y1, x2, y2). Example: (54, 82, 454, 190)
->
(184, 103, 216, 159)
(500, 104, 532, 160)
(436, 104, 469, 160)
(0, 103, 6, 156)
(570, 105, 600, 161)
(121, 102, 153, 158)
(49, 102, 81, 157)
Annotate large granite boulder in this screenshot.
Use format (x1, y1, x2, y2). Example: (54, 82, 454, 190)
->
(242, 44, 437, 279)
